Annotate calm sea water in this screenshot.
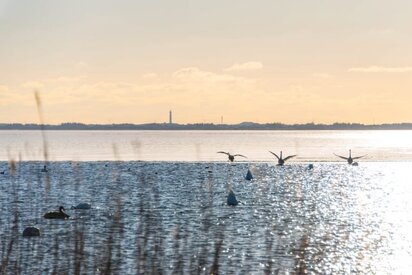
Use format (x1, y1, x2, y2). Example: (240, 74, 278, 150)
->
(1, 130, 412, 274)
(1, 130, 412, 161)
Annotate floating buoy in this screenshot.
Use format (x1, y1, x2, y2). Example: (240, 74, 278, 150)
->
(23, 227, 40, 237)
(227, 190, 238, 206)
(245, 169, 253, 180)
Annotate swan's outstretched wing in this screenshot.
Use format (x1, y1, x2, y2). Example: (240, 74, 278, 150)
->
(217, 151, 229, 156)
(334, 153, 349, 160)
(233, 154, 247, 159)
(353, 154, 367, 160)
(269, 151, 280, 160)
(284, 155, 297, 161)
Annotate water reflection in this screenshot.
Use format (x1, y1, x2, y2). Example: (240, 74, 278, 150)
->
(2, 130, 412, 161)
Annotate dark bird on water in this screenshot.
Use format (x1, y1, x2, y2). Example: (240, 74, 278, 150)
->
(44, 206, 70, 219)
(334, 150, 366, 165)
(269, 151, 297, 166)
(217, 151, 247, 162)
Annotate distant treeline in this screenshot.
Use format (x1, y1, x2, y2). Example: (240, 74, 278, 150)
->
(1, 122, 412, 130)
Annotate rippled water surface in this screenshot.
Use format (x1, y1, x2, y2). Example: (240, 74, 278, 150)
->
(1, 161, 412, 274)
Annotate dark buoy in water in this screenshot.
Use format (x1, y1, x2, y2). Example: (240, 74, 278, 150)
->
(245, 169, 253, 180)
(41, 165, 48, 173)
(307, 164, 314, 170)
(352, 162, 359, 166)
(23, 227, 40, 237)
(227, 190, 238, 206)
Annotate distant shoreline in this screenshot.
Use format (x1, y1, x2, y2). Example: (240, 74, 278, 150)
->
(2, 122, 412, 130)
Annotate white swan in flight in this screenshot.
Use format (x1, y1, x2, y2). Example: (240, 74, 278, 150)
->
(217, 151, 247, 162)
(269, 150, 297, 166)
(334, 149, 367, 165)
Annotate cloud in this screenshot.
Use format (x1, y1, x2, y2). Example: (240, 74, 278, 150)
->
(0, 85, 32, 106)
(21, 81, 45, 89)
(172, 67, 253, 85)
(142, 73, 158, 79)
(0, 85, 9, 94)
(313, 73, 334, 79)
(348, 66, 412, 73)
(47, 76, 84, 83)
(224, 62, 263, 72)
(1, 66, 267, 123)
(74, 61, 88, 69)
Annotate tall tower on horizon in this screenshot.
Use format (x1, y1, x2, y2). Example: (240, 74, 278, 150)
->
(169, 110, 172, 124)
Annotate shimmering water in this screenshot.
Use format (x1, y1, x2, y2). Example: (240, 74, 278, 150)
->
(1, 161, 412, 274)
(2, 130, 412, 161)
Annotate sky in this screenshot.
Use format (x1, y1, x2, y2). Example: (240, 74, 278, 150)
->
(1, 0, 412, 124)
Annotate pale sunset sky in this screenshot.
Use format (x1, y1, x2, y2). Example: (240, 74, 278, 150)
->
(1, 0, 412, 124)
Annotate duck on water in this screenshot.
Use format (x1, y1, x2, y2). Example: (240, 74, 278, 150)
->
(44, 206, 70, 219)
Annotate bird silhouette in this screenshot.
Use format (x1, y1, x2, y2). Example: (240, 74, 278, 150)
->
(269, 150, 297, 166)
(334, 149, 366, 165)
(217, 151, 247, 162)
(43, 206, 70, 219)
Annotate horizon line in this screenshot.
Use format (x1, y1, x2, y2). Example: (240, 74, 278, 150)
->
(1, 121, 412, 126)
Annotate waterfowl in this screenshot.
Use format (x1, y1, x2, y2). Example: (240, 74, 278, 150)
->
(227, 190, 238, 206)
(307, 164, 314, 170)
(41, 165, 48, 173)
(43, 206, 70, 219)
(71, 203, 91, 210)
(217, 151, 247, 162)
(334, 150, 366, 165)
(269, 151, 297, 166)
(23, 226, 40, 237)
